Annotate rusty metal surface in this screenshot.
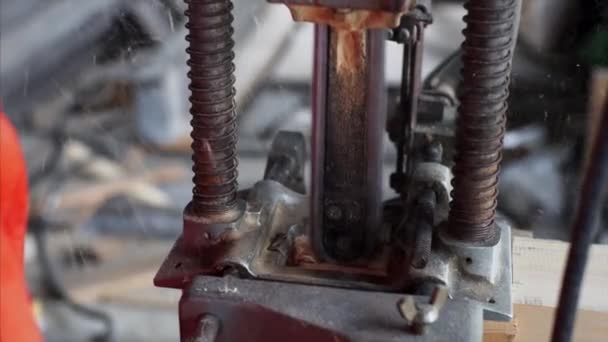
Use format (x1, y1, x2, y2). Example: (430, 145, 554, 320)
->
(285, 5, 405, 29)
(154, 180, 406, 291)
(310, 27, 386, 262)
(155, 175, 512, 323)
(155, 2, 517, 339)
(179, 275, 483, 342)
(448, 0, 518, 244)
(186, 0, 239, 216)
(323, 28, 370, 261)
(267, 0, 412, 12)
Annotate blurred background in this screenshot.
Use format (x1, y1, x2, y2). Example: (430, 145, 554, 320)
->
(1, 0, 606, 341)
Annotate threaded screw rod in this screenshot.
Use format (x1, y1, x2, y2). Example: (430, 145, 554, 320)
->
(185, 0, 239, 215)
(449, 0, 518, 243)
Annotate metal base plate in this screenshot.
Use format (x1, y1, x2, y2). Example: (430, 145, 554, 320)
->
(180, 275, 483, 342)
(155, 180, 513, 323)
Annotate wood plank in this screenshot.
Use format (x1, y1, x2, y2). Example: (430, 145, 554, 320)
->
(485, 236, 608, 341)
(512, 236, 608, 312)
(484, 318, 518, 342)
(484, 304, 608, 342)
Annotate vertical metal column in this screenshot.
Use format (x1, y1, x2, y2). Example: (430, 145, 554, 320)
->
(311, 26, 386, 261)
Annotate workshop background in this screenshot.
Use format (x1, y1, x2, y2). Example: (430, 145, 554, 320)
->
(1, 0, 606, 341)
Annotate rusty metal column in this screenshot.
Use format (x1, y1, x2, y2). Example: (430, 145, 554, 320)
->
(311, 26, 386, 261)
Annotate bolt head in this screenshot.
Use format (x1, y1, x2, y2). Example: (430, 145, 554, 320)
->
(326, 205, 343, 221)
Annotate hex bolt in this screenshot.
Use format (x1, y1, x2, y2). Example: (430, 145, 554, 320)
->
(326, 205, 343, 221)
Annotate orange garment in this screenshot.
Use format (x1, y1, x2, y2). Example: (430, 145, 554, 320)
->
(0, 110, 42, 342)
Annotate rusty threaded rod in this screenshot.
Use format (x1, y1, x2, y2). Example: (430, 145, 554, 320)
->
(185, 0, 239, 215)
(448, 0, 517, 243)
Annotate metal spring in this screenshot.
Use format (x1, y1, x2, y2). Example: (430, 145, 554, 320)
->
(449, 0, 517, 243)
(185, 0, 238, 214)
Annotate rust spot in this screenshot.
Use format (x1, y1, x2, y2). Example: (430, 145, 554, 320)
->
(295, 246, 392, 277)
(335, 29, 365, 72)
(325, 27, 367, 193)
(184, 204, 242, 224)
(293, 235, 318, 264)
(292, 234, 394, 278)
(287, 5, 404, 30)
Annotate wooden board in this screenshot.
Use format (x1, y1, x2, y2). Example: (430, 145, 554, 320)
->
(512, 236, 608, 312)
(484, 304, 608, 342)
(484, 236, 608, 341)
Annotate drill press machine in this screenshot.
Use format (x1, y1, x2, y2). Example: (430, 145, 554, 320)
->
(155, 0, 519, 340)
